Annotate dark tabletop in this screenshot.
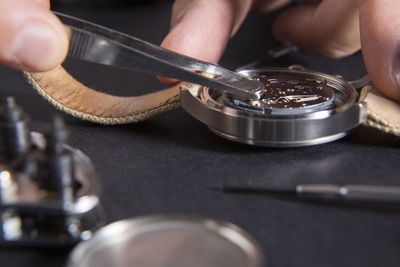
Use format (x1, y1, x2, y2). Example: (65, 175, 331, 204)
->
(1, 3, 400, 267)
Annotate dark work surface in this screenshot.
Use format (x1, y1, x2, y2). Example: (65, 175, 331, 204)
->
(1, 3, 400, 267)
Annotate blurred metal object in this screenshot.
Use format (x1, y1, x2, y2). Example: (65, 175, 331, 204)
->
(0, 98, 104, 247)
(67, 215, 263, 267)
(0, 97, 30, 162)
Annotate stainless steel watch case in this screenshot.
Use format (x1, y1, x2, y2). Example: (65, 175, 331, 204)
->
(180, 67, 368, 147)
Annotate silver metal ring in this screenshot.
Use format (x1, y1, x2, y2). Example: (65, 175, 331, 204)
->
(181, 68, 367, 147)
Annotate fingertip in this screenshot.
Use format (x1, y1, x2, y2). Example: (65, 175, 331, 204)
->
(272, 3, 360, 59)
(0, 1, 68, 71)
(359, 0, 400, 101)
(161, 16, 228, 63)
(11, 20, 68, 72)
(271, 7, 321, 53)
(161, 0, 240, 63)
(372, 49, 400, 101)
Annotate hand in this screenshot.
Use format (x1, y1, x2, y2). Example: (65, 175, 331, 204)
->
(161, 0, 400, 101)
(0, 0, 68, 72)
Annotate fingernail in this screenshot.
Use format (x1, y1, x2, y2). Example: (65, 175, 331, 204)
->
(393, 51, 400, 88)
(11, 22, 62, 70)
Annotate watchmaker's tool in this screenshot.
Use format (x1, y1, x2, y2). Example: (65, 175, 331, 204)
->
(216, 184, 400, 205)
(56, 12, 263, 100)
(0, 97, 103, 247)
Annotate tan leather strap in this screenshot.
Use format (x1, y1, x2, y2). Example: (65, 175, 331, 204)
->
(24, 65, 181, 125)
(363, 90, 400, 136)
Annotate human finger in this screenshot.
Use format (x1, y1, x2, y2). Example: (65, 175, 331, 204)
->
(272, 0, 361, 58)
(159, 0, 254, 84)
(161, 0, 254, 64)
(0, 0, 68, 71)
(358, 0, 400, 101)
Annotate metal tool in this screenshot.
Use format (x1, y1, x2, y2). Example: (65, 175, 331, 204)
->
(217, 184, 400, 205)
(55, 12, 262, 100)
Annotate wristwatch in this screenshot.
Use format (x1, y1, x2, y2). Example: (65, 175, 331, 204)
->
(24, 64, 400, 147)
(181, 66, 371, 147)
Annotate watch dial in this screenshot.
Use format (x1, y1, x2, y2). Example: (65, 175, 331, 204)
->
(224, 74, 336, 115)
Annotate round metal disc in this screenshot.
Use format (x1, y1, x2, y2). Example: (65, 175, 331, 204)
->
(67, 215, 263, 267)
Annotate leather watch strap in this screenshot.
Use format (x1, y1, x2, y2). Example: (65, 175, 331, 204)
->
(363, 90, 400, 136)
(24, 65, 181, 125)
(24, 66, 400, 138)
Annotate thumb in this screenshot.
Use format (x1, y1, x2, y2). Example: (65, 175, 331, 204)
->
(0, 0, 68, 72)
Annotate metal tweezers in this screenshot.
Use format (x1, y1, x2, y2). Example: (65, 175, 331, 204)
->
(55, 12, 262, 100)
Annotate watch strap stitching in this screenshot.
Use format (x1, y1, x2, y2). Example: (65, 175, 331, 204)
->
(365, 111, 400, 136)
(362, 88, 400, 137)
